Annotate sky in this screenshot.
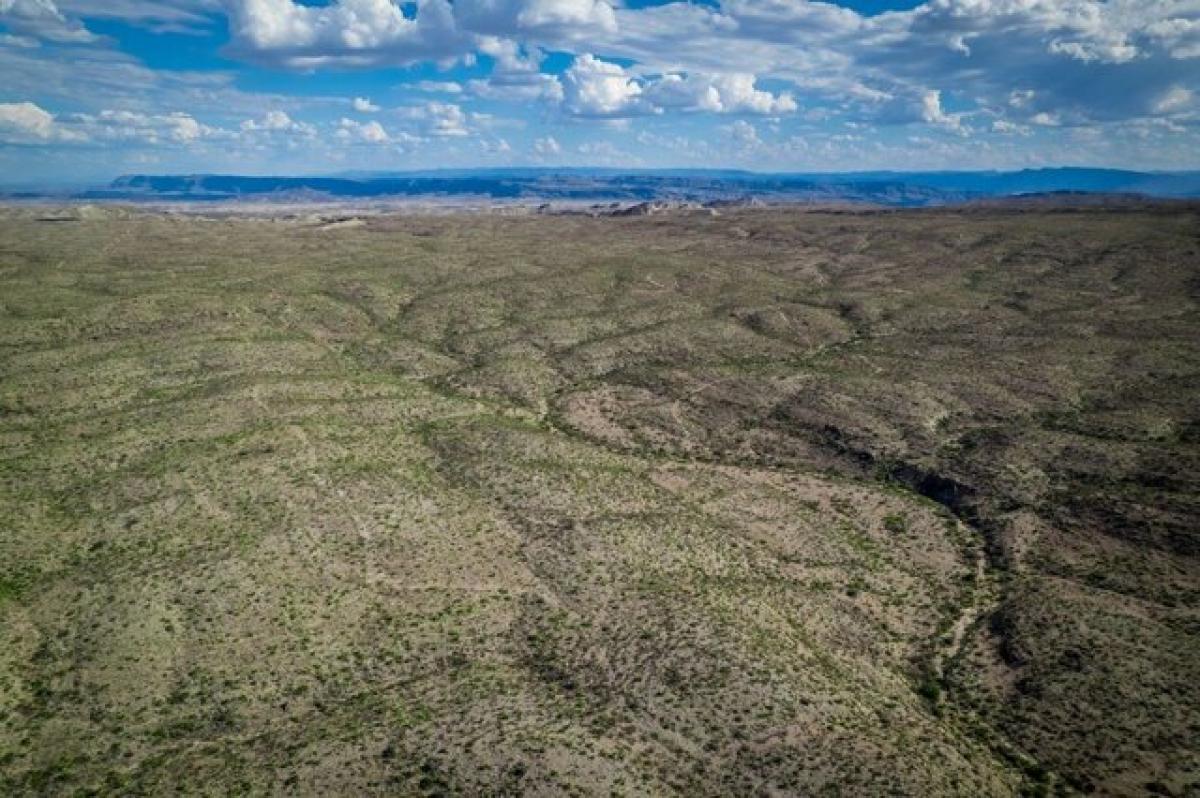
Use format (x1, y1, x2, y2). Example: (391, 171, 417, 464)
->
(1, 0, 1199, 182)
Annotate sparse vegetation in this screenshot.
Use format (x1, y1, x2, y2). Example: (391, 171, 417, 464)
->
(1, 203, 1197, 795)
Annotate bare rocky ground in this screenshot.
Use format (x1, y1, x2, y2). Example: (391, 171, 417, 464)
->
(0, 203, 1197, 796)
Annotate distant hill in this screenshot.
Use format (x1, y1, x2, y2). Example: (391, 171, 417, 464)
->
(16, 167, 1200, 206)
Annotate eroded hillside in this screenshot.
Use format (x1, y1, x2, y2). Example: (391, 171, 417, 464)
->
(1, 205, 1197, 795)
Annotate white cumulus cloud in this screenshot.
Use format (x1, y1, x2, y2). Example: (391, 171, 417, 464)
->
(532, 134, 560, 155)
(455, 0, 616, 39)
(643, 72, 797, 115)
(92, 109, 222, 143)
(224, 0, 468, 69)
(562, 54, 647, 117)
(0, 100, 58, 139)
(337, 117, 390, 143)
(920, 90, 966, 134)
(241, 109, 316, 137)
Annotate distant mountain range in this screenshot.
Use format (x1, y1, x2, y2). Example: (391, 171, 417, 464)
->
(6, 167, 1200, 207)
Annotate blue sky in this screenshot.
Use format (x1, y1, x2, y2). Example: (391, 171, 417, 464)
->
(1, 0, 1198, 182)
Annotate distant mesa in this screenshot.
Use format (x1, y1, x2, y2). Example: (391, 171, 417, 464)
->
(7, 167, 1200, 207)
